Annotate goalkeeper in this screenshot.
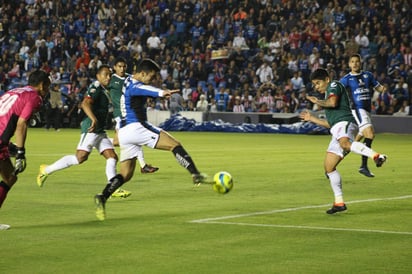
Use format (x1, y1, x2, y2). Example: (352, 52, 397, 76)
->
(0, 70, 51, 229)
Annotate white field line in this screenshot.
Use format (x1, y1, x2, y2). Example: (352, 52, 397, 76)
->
(189, 195, 412, 236)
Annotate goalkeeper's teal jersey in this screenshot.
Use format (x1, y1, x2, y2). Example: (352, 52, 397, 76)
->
(108, 74, 126, 119)
(324, 80, 356, 127)
(80, 81, 111, 134)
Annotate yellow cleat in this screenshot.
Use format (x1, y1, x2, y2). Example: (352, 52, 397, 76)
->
(37, 165, 49, 187)
(111, 188, 132, 198)
(94, 194, 106, 221)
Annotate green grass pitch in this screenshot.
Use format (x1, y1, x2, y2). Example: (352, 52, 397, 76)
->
(1, 128, 411, 274)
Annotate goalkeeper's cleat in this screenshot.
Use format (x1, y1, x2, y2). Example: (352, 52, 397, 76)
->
(359, 167, 375, 177)
(373, 154, 387, 168)
(94, 194, 106, 221)
(140, 164, 159, 174)
(111, 188, 131, 199)
(326, 203, 347, 214)
(0, 224, 11, 230)
(192, 173, 209, 185)
(37, 165, 49, 187)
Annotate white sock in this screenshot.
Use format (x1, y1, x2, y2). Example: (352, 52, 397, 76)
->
(350, 141, 377, 158)
(106, 158, 117, 182)
(137, 146, 146, 168)
(45, 155, 79, 174)
(327, 170, 343, 200)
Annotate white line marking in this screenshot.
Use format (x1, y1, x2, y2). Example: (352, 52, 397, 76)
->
(190, 195, 412, 235)
(200, 221, 412, 235)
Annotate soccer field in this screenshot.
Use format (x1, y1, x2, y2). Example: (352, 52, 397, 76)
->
(1, 129, 411, 274)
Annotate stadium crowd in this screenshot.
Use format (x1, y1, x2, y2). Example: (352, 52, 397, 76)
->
(0, 0, 411, 128)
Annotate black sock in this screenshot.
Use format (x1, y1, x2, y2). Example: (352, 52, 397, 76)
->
(362, 138, 373, 168)
(172, 145, 199, 175)
(102, 174, 125, 200)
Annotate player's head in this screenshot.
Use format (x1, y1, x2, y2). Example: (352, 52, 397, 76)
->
(134, 58, 161, 84)
(113, 57, 127, 77)
(310, 68, 330, 93)
(96, 64, 111, 87)
(28, 69, 51, 97)
(348, 53, 362, 73)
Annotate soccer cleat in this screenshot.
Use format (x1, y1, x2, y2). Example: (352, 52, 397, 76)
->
(94, 194, 106, 221)
(37, 165, 49, 187)
(373, 154, 387, 168)
(140, 164, 159, 174)
(0, 224, 11, 230)
(359, 167, 375, 177)
(326, 203, 347, 214)
(192, 173, 209, 185)
(111, 188, 132, 198)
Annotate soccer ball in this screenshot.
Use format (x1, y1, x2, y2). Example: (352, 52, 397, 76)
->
(213, 171, 234, 194)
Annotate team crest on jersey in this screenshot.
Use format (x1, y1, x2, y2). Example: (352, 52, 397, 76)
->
(90, 88, 97, 93)
(363, 74, 369, 79)
(330, 82, 337, 88)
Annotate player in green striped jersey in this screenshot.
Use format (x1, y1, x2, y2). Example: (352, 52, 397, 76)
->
(300, 68, 387, 214)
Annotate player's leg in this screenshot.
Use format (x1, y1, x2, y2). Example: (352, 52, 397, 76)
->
(136, 146, 159, 173)
(94, 158, 135, 221)
(156, 130, 206, 184)
(0, 158, 17, 208)
(353, 110, 375, 177)
(334, 122, 387, 168)
(37, 133, 94, 187)
(324, 137, 347, 214)
(99, 136, 131, 199)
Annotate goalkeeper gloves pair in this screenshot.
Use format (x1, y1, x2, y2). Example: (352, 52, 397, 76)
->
(9, 143, 26, 174)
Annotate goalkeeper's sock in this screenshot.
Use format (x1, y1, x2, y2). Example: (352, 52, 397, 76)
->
(45, 155, 79, 174)
(172, 145, 199, 175)
(102, 174, 125, 200)
(0, 181, 11, 208)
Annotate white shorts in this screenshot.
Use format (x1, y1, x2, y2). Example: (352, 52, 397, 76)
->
(77, 132, 114, 153)
(327, 121, 358, 158)
(351, 108, 373, 135)
(118, 122, 161, 161)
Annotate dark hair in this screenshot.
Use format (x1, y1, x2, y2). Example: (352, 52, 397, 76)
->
(114, 56, 127, 66)
(28, 70, 50, 87)
(97, 64, 111, 75)
(349, 53, 362, 62)
(310, 68, 329, 81)
(136, 58, 161, 73)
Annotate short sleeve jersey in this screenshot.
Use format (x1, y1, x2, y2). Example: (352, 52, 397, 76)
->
(0, 86, 42, 144)
(324, 80, 356, 127)
(80, 81, 111, 134)
(340, 71, 379, 112)
(108, 73, 127, 119)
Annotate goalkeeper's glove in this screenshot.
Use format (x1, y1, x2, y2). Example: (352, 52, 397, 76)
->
(15, 147, 26, 174)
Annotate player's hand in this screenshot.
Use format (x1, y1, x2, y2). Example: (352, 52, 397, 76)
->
(15, 147, 26, 174)
(88, 119, 97, 133)
(163, 89, 180, 98)
(299, 110, 312, 122)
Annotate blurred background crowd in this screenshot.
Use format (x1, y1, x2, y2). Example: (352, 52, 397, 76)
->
(0, 0, 411, 128)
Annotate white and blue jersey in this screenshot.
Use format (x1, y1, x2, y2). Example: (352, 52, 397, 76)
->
(121, 76, 165, 126)
(340, 71, 380, 113)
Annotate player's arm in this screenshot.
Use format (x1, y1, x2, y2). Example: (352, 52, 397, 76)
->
(306, 95, 338, 108)
(81, 97, 97, 132)
(299, 110, 331, 128)
(374, 84, 386, 93)
(13, 117, 28, 173)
